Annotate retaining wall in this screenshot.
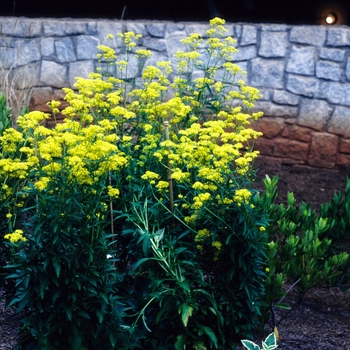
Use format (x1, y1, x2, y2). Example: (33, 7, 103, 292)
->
(1, 16, 350, 169)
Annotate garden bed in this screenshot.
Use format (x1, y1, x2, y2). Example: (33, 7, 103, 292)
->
(1, 166, 350, 350)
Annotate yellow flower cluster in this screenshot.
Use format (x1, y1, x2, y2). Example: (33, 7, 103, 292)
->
(4, 229, 27, 243)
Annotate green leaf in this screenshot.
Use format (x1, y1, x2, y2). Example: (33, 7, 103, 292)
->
(194, 341, 207, 350)
(199, 325, 218, 348)
(264, 333, 277, 347)
(53, 258, 61, 277)
(95, 310, 104, 323)
(178, 303, 193, 327)
(241, 339, 260, 350)
(274, 302, 291, 310)
(175, 334, 186, 350)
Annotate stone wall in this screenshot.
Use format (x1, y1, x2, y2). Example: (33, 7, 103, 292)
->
(1, 16, 350, 169)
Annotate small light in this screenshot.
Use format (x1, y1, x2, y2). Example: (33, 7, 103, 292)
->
(325, 13, 337, 24)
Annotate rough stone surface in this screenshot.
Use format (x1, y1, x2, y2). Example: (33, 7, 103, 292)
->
(273, 90, 299, 105)
(30, 87, 53, 112)
(68, 60, 95, 88)
(339, 139, 350, 154)
(2, 17, 350, 169)
(232, 45, 257, 61)
(319, 81, 350, 107)
(43, 21, 66, 36)
(256, 117, 285, 138)
(253, 101, 298, 117)
(336, 153, 350, 167)
(286, 45, 316, 76)
(316, 60, 342, 81)
(55, 38, 76, 63)
(250, 58, 284, 88)
(346, 58, 350, 81)
(319, 48, 345, 62)
(254, 137, 275, 156)
(308, 133, 338, 168)
(286, 75, 319, 98)
(15, 39, 41, 66)
(274, 138, 309, 160)
(288, 125, 313, 142)
(240, 25, 257, 46)
(290, 26, 326, 46)
(40, 60, 67, 87)
(327, 27, 350, 47)
(76, 36, 99, 60)
(328, 106, 350, 138)
(142, 37, 167, 52)
(258, 31, 288, 57)
(298, 99, 332, 131)
(147, 23, 166, 38)
(41, 37, 55, 57)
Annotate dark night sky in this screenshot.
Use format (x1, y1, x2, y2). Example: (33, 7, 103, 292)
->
(1, 0, 350, 25)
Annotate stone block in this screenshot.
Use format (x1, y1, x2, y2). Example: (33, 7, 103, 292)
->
(308, 133, 338, 168)
(252, 101, 298, 118)
(0, 17, 25, 36)
(258, 88, 271, 101)
(336, 153, 350, 168)
(166, 23, 185, 33)
(316, 60, 342, 81)
(273, 90, 299, 105)
(20, 19, 42, 37)
(288, 125, 313, 142)
(41, 37, 55, 57)
(15, 39, 41, 66)
(274, 138, 309, 161)
(327, 27, 350, 47)
(125, 22, 147, 36)
(240, 25, 257, 46)
(12, 63, 39, 89)
(185, 24, 210, 37)
(232, 45, 257, 61)
(40, 60, 68, 87)
(69, 60, 95, 88)
(319, 81, 350, 107)
(298, 99, 332, 131)
(250, 58, 284, 88)
(339, 139, 350, 154)
(147, 23, 167, 38)
(96, 22, 123, 47)
(43, 21, 66, 36)
(328, 106, 350, 138)
(254, 137, 275, 156)
(30, 87, 53, 111)
(256, 117, 285, 138)
(258, 31, 288, 57)
(0, 47, 16, 69)
(55, 38, 76, 63)
(76, 36, 99, 60)
(290, 26, 326, 46)
(261, 24, 289, 31)
(346, 58, 350, 81)
(286, 75, 319, 98)
(65, 22, 88, 35)
(142, 37, 167, 52)
(286, 45, 316, 76)
(319, 48, 345, 62)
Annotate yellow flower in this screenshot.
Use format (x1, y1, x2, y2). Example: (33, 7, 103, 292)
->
(260, 226, 266, 232)
(4, 229, 27, 243)
(107, 186, 120, 199)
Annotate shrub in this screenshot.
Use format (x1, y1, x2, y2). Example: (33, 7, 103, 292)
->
(2, 18, 269, 349)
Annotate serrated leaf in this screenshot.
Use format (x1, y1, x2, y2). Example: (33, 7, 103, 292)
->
(178, 303, 193, 327)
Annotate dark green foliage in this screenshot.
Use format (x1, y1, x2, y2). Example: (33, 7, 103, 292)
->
(0, 94, 12, 136)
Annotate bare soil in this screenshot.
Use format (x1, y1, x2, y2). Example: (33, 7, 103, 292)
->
(1, 164, 350, 349)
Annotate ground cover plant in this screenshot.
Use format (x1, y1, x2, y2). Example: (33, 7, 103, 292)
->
(1, 17, 349, 350)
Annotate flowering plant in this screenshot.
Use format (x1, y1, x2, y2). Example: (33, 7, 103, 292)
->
(1, 18, 268, 349)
